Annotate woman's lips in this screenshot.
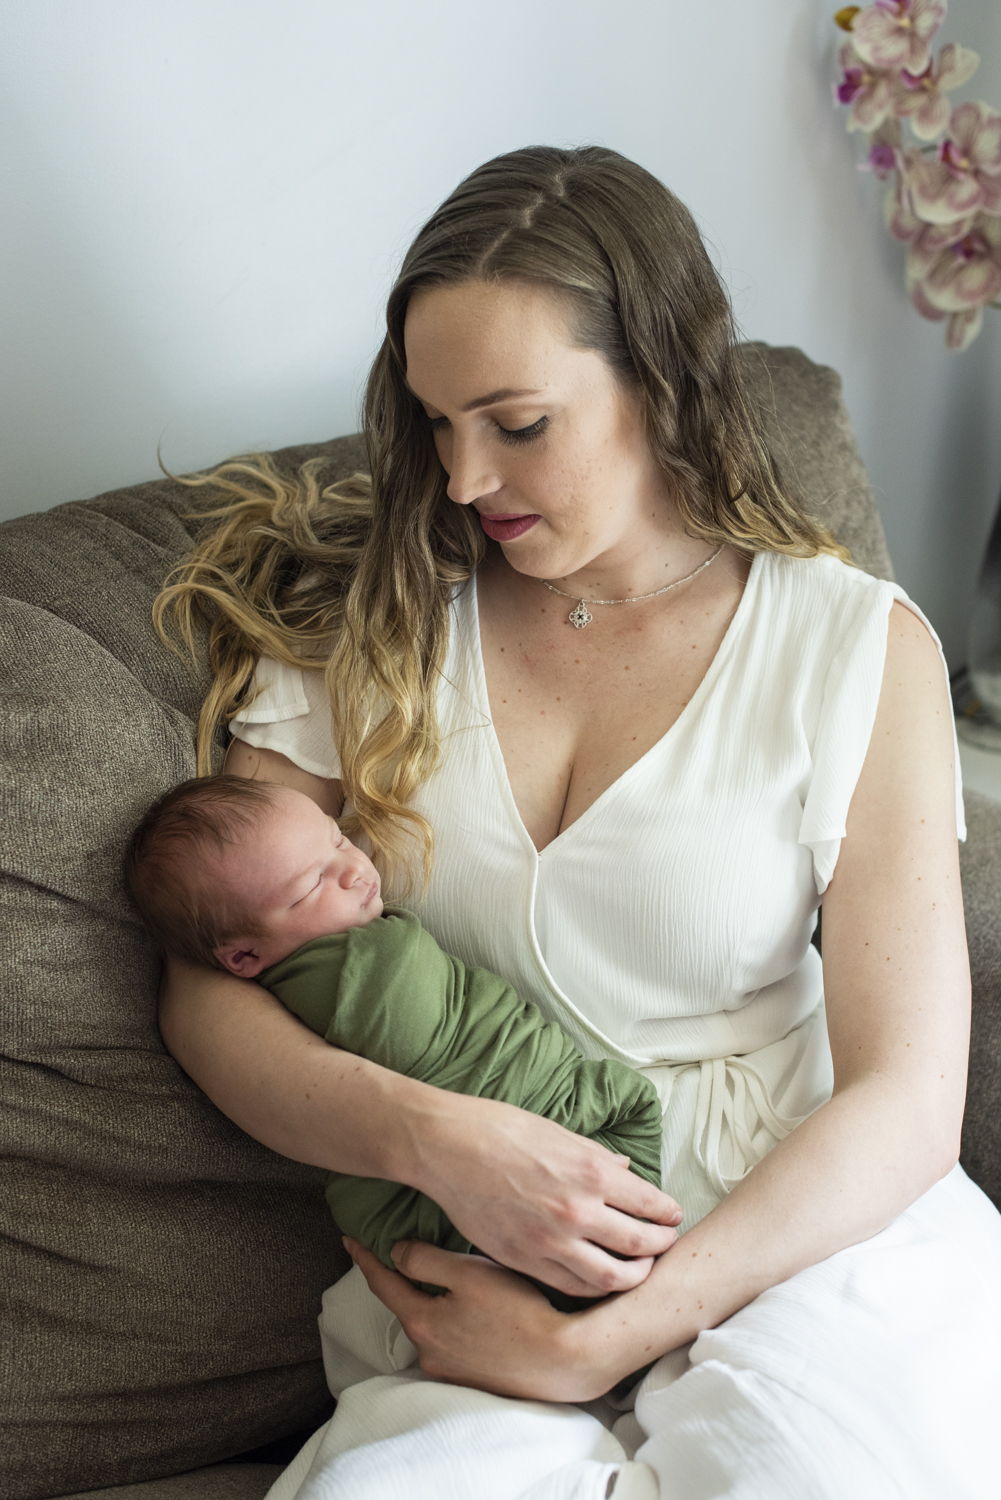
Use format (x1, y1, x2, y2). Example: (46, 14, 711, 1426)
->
(477, 512, 540, 543)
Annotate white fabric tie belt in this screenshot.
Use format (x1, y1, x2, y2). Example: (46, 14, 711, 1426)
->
(640, 1004, 830, 1207)
(691, 1053, 808, 1197)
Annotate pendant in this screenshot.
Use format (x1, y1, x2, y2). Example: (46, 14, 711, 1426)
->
(569, 600, 593, 629)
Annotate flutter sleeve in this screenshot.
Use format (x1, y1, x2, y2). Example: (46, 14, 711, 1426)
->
(798, 581, 965, 896)
(230, 655, 342, 780)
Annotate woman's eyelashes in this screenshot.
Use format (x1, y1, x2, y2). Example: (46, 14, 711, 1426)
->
(498, 415, 548, 445)
(427, 414, 548, 444)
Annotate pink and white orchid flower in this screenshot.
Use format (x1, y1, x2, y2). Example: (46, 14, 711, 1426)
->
(836, 42, 898, 132)
(908, 101, 1001, 223)
(909, 214, 1001, 308)
(832, 4, 1000, 347)
(883, 144, 930, 240)
(910, 281, 986, 351)
(860, 117, 904, 180)
(895, 42, 980, 141)
(909, 216, 1001, 349)
(905, 211, 996, 288)
(851, 0, 946, 78)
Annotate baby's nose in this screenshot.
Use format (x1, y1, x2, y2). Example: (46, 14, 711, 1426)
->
(338, 860, 364, 888)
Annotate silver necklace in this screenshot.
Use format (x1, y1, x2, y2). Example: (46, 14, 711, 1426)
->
(542, 545, 723, 629)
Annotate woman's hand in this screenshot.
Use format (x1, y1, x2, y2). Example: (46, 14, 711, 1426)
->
(410, 1093, 682, 1297)
(344, 1237, 632, 1403)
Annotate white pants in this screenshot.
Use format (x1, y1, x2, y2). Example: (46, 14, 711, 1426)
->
(265, 1164, 1001, 1500)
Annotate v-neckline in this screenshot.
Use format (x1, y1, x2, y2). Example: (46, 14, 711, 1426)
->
(465, 551, 763, 858)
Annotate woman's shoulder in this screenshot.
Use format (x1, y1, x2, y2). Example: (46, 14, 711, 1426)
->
(735, 551, 925, 731)
(758, 548, 889, 604)
(757, 550, 941, 655)
(753, 550, 898, 652)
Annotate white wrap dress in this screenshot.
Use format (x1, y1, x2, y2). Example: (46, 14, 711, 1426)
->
(234, 551, 1001, 1500)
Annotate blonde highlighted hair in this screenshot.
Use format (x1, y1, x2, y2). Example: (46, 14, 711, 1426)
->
(157, 145, 847, 888)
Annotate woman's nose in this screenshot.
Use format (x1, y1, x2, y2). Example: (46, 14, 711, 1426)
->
(444, 433, 500, 508)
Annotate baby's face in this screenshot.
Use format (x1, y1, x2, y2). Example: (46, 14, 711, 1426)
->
(211, 786, 383, 977)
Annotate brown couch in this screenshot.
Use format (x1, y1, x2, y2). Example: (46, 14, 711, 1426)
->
(2, 345, 999, 1500)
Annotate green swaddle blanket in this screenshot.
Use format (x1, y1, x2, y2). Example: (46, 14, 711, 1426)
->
(261, 908, 663, 1269)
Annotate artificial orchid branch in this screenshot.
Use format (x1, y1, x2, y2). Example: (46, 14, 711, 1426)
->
(834, 1, 1001, 350)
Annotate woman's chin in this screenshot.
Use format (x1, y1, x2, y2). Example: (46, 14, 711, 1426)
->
(495, 535, 569, 581)
(483, 524, 589, 588)
(503, 550, 589, 588)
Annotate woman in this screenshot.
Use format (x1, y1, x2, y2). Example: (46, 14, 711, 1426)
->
(159, 147, 1001, 1498)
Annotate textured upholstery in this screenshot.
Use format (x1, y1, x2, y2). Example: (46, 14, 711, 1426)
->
(55, 1468, 285, 1500)
(959, 791, 1001, 1200)
(0, 450, 361, 1500)
(738, 344, 894, 581)
(0, 348, 997, 1500)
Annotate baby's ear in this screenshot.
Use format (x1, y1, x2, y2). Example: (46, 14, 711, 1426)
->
(215, 943, 268, 978)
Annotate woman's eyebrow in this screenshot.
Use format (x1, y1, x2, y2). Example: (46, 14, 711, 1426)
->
(460, 387, 543, 412)
(406, 385, 543, 412)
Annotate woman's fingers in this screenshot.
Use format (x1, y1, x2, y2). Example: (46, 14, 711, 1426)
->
(389, 1238, 478, 1286)
(345, 1237, 500, 1317)
(342, 1237, 435, 1320)
(413, 1096, 684, 1296)
(605, 1157, 684, 1226)
(549, 1250, 660, 1298)
(491, 1194, 680, 1298)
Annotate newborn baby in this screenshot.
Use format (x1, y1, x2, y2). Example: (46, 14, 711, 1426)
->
(125, 774, 663, 1287)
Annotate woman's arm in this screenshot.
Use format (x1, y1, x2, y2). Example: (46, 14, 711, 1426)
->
(223, 738, 345, 815)
(160, 742, 683, 1294)
(350, 602, 971, 1399)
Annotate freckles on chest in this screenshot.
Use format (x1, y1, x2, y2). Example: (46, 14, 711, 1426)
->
(482, 613, 716, 807)
(486, 612, 711, 728)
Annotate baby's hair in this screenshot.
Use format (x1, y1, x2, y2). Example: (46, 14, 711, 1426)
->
(125, 774, 280, 968)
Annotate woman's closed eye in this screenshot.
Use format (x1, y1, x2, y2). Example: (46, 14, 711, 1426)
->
(497, 415, 548, 445)
(428, 414, 548, 445)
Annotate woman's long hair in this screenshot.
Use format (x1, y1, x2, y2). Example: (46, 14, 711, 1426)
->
(158, 145, 846, 887)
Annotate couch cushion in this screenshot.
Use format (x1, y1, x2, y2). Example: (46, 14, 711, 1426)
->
(738, 343, 894, 581)
(56, 1466, 284, 1500)
(0, 436, 366, 1500)
(0, 598, 344, 1500)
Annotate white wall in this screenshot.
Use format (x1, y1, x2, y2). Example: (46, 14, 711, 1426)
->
(3, 0, 1000, 665)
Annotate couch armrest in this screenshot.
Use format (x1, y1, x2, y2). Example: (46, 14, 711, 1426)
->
(959, 791, 1001, 1207)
